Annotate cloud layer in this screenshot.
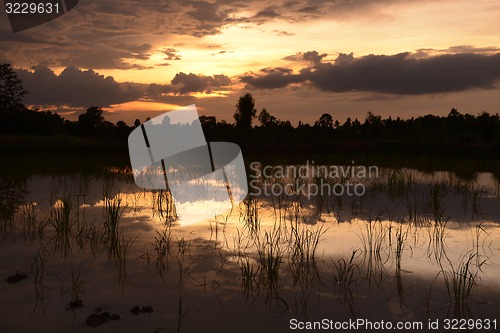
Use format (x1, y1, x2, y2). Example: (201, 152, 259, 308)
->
(18, 65, 144, 107)
(17, 65, 231, 107)
(242, 52, 500, 94)
(0, 0, 437, 70)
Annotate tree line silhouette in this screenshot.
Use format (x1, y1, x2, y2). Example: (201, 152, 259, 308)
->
(1, 63, 500, 146)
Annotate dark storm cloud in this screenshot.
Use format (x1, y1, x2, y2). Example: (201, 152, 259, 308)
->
(17, 65, 232, 107)
(187, 1, 227, 22)
(283, 51, 327, 64)
(240, 67, 302, 89)
(171, 72, 231, 94)
(18, 65, 145, 107)
(58, 43, 154, 69)
(243, 52, 500, 94)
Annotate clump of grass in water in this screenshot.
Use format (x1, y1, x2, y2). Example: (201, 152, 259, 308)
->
(393, 224, 413, 309)
(155, 227, 173, 259)
(103, 197, 125, 259)
(103, 196, 135, 288)
(286, 199, 302, 225)
(404, 185, 433, 226)
(239, 256, 259, 297)
(74, 221, 101, 259)
(152, 189, 178, 223)
(457, 182, 483, 218)
(333, 250, 359, 288)
(288, 223, 325, 264)
(30, 249, 62, 314)
(441, 251, 486, 317)
(360, 215, 386, 255)
(51, 196, 72, 233)
(471, 184, 483, 217)
(288, 220, 327, 287)
(332, 250, 359, 316)
(103, 194, 136, 287)
(426, 217, 449, 263)
(68, 264, 84, 309)
(50, 195, 73, 255)
(241, 195, 260, 234)
(358, 215, 390, 286)
(142, 226, 173, 278)
(257, 225, 284, 284)
(428, 182, 445, 222)
(394, 224, 409, 270)
(21, 201, 40, 242)
(176, 237, 191, 257)
(114, 235, 136, 288)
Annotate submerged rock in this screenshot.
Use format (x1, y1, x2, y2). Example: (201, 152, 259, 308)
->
(130, 305, 142, 315)
(131, 305, 155, 315)
(85, 311, 121, 327)
(111, 313, 121, 320)
(6, 273, 28, 284)
(85, 313, 109, 328)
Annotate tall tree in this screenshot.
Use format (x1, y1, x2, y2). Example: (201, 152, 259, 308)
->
(258, 108, 278, 127)
(0, 63, 26, 111)
(78, 106, 105, 135)
(315, 113, 333, 128)
(234, 93, 256, 131)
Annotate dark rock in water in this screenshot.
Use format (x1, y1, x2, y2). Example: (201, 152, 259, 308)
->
(141, 306, 155, 313)
(130, 305, 155, 315)
(84, 309, 121, 327)
(6, 273, 28, 284)
(130, 305, 142, 315)
(68, 299, 83, 310)
(111, 313, 121, 320)
(85, 313, 109, 328)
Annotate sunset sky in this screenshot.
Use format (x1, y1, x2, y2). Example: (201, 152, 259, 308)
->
(1, 0, 500, 125)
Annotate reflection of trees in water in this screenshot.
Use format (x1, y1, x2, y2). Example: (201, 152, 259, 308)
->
(0, 177, 27, 232)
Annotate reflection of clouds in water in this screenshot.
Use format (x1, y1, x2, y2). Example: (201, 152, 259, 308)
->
(1, 168, 500, 332)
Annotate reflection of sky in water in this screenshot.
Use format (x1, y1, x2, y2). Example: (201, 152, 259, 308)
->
(0, 168, 499, 332)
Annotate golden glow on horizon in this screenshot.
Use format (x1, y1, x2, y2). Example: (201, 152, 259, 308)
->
(108, 100, 183, 113)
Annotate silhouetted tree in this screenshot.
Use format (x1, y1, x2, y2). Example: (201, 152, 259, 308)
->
(315, 113, 334, 128)
(200, 115, 217, 128)
(114, 120, 131, 138)
(0, 63, 26, 111)
(78, 106, 105, 135)
(258, 108, 278, 127)
(234, 93, 256, 131)
(134, 119, 141, 128)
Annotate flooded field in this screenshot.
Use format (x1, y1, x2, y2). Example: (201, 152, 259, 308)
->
(1, 162, 499, 332)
